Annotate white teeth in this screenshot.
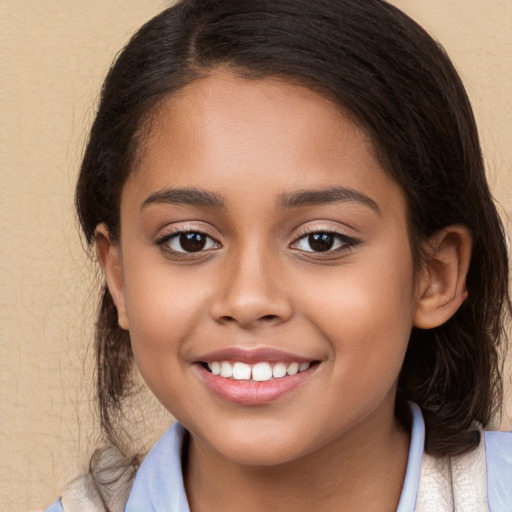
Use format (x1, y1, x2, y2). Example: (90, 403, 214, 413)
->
(220, 361, 233, 378)
(205, 360, 313, 381)
(232, 362, 251, 380)
(287, 362, 299, 375)
(299, 362, 310, 372)
(252, 362, 273, 381)
(272, 362, 287, 378)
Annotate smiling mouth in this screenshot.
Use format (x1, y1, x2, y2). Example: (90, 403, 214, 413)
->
(201, 360, 315, 382)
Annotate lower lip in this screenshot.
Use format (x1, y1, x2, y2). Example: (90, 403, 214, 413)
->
(196, 364, 316, 405)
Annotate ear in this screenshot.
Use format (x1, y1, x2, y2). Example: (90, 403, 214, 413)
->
(413, 225, 472, 329)
(95, 223, 129, 330)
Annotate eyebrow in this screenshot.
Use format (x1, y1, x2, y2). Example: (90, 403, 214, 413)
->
(141, 188, 226, 210)
(140, 186, 379, 213)
(278, 187, 380, 213)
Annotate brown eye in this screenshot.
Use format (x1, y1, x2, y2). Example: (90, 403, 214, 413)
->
(180, 233, 207, 252)
(307, 233, 335, 252)
(163, 231, 219, 253)
(293, 231, 359, 254)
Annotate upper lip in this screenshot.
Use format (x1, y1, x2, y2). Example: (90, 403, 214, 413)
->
(195, 347, 315, 364)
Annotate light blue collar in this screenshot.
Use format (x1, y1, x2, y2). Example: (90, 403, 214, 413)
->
(125, 421, 190, 511)
(396, 402, 424, 511)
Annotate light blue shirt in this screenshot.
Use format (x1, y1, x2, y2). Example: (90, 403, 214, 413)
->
(45, 403, 512, 511)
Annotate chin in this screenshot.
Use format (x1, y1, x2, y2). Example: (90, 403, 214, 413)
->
(194, 421, 313, 467)
(217, 441, 304, 467)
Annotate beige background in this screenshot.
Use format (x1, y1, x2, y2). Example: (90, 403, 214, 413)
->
(1, 1, 510, 510)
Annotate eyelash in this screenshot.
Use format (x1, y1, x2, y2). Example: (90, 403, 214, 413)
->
(154, 227, 360, 257)
(290, 228, 360, 255)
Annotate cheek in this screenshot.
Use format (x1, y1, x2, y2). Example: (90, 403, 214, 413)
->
(120, 266, 206, 411)
(121, 258, 211, 374)
(297, 249, 416, 373)
(124, 257, 206, 326)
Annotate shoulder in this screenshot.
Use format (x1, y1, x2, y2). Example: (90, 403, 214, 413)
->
(43, 444, 136, 512)
(42, 473, 120, 512)
(41, 474, 104, 512)
(418, 430, 512, 512)
(41, 424, 185, 512)
(484, 430, 512, 511)
(41, 499, 64, 512)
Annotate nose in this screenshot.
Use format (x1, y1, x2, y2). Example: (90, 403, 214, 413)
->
(209, 246, 293, 329)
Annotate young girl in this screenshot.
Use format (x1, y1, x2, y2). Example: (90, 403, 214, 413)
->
(45, 0, 511, 510)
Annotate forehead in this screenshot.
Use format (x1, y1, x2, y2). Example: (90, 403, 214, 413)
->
(125, 70, 404, 216)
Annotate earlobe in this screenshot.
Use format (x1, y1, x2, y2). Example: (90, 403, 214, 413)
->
(94, 224, 129, 330)
(413, 225, 472, 329)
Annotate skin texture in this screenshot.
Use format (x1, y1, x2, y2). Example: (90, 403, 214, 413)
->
(96, 70, 472, 511)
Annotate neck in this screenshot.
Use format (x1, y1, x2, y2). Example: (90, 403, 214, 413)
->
(184, 405, 410, 512)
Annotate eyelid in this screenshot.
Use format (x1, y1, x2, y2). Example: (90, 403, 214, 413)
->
(155, 220, 220, 238)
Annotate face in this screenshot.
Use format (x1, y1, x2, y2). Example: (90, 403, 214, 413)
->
(106, 70, 421, 466)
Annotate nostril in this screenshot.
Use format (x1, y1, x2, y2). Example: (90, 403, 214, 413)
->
(219, 315, 237, 323)
(261, 314, 279, 321)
